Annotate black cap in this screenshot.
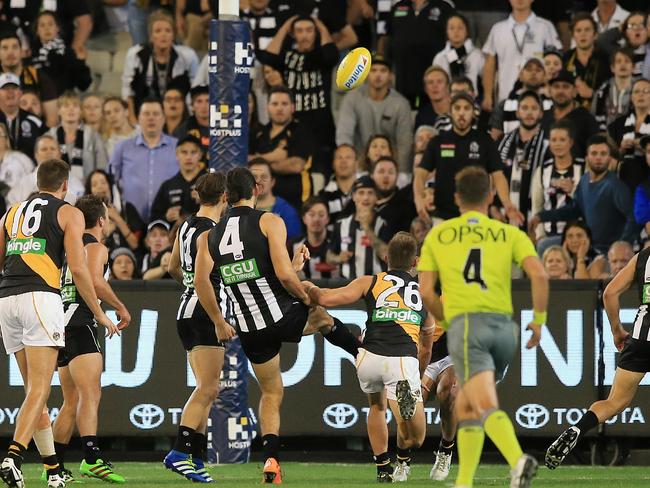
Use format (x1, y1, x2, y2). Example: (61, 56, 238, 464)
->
(450, 91, 475, 106)
(177, 134, 202, 148)
(147, 219, 171, 232)
(550, 70, 576, 85)
(352, 175, 377, 192)
(189, 84, 209, 97)
(371, 53, 391, 69)
(641, 135, 650, 150)
(543, 46, 563, 59)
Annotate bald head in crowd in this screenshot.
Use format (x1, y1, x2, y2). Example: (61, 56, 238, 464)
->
(607, 241, 634, 278)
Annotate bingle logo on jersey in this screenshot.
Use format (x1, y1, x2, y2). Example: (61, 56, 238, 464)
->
(210, 104, 243, 137)
(6, 237, 46, 255)
(372, 307, 422, 325)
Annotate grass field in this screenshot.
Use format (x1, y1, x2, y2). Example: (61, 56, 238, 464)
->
(18, 462, 650, 487)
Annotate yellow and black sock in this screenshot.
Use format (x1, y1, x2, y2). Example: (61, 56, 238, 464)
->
(455, 421, 484, 488)
(483, 409, 522, 469)
(396, 447, 411, 466)
(438, 438, 455, 456)
(374, 452, 392, 474)
(42, 455, 60, 477)
(7, 441, 26, 470)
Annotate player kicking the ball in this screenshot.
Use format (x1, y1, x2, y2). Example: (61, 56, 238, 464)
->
(546, 246, 650, 469)
(51, 195, 131, 484)
(305, 232, 434, 482)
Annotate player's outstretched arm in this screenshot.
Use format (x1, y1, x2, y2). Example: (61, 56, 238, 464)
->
(86, 241, 131, 330)
(521, 255, 549, 349)
(603, 254, 638, 351)
(194, 232, 235, 342)
(60, 205, 118, 336)
(167, 234, 183, 284)
(419, 270, 445, 325)
(305, 276, 372, 307)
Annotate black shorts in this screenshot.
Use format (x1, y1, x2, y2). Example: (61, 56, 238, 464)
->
(618, 338, 650, 373)
(430, 333, 449, 364)
(238, 302, 309, 364)
(177, 318, 225, 351)
(57, 325, 101, 368)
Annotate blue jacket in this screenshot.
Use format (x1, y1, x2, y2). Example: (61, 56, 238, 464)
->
(272, 196, 302, 241)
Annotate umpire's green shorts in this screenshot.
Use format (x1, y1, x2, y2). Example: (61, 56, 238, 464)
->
(446, 312, 518, 385)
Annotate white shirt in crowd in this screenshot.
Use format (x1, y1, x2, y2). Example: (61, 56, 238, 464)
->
(484, 12, 561, 103)
(432, 39, 485, 92)
(7, 169, 84, 206)
(592, 3, 629, 33)
(0, 151, 33, 190)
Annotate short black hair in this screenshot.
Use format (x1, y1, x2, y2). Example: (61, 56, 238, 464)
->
(301, 196, 328, 217)
(268, 86, 295, 104)
(550, 119, 575, 140)
(586, 134, 611, 153)
(37, 159, 70, 192)
(451, 75, 474, 92)
(610, 46, 635, 65)
(0, 32, 21, 46)
(570, 11, 597, 33)
(518, 89, 542, 107)
(137, 97, 164, 116)
(194, 170, 226, 206)
(371, 156, 398, 173)
(248, 157, 273, 174)
(75, 194, 106, 229)
(226, 166, 257, 204)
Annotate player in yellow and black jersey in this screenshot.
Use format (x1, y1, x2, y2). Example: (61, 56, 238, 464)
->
(306, 232, 435, 483)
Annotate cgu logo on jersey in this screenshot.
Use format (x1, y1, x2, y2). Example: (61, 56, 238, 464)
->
(182, 270, 195, 289)
(61, 284, 77, 303)
(6, 237, 46, 256)
(220, 258, 260, 285)
(372, 307, 422, 325)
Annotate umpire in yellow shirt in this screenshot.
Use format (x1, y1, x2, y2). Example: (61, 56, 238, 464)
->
(418, 166, 549, 488)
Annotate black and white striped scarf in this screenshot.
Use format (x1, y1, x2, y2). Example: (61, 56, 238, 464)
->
(540, 158, 585, 236)
(622, 110, 650, 164)
(592, 78, 633, 131)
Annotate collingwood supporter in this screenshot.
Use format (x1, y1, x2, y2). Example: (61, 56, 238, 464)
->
(563, 12, 611, 109)
(327, 175, 391, 279)
(141, 220, 172, 279)
(110, 247, 139, 281)
(432, 13, 485, 93)
(542, 245, 573, 280)
(530, 120, 586, 248)
(175, 0, 213, 54)
(248, 86, 316, 212)
(543, 48, 564, 92)
(371, 156, 417, 237)
(163, 86, 189, 136)
(600, 240, 634, 279)
(82, 95, 105, 135)
(498, 91, 549, 225)
(102, 97, 137, 159)
(242, 0, 280, 52)
(592, 0, 630, 33)
(363, 134, 394, 174)
(288, 196, 339, 279)
(18, 89, 42, 118)
(413, 125, 436, 169)
(253, 64, 285, 126)
(319, 144, 359, 223)
(0, 73, 46, 160)
(258, 15, 338, 166)
(608, 78, 650, 190)
(122, 9, 199, 122)
(377, 0, 455, 108)
(482, 0, 561, 110)
(173, 85, 210, 164)
(0, 121, 32, 191)
(622, 12, 648, 77)
(561, 221, 607, 279)
(591, 47, 636, 130)
(489, 57, 552, 140)
(47, 91, 108, 181)
(336, 54, 413, 178)
(415, 66, 451, 131)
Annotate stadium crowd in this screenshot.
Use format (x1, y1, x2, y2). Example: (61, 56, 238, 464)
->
(0, 0, 648, 282)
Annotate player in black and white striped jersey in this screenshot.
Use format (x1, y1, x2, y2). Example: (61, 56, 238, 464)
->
(163, 171, 229, 484)
(194, 167, 360, 484)
(546, 246, 650, 470)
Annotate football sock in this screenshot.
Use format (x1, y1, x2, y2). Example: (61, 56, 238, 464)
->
(7, 441, 26, 470)
(42, 455, 60, 477)
(374, 452, 392, 474)
(54, 442, 67, 470)
(323, 318, 360, 357)
(574, 410, 599, 438)
(396, 447, 411, 466)
(455, 421, 484, 488)
(262, 434, 280, 462)
(81, 436, 101, 465)
(192, 432, 208, 461)
(33, 427, 59, 475)
(173, 426, 195, 455)
(483, 409, 522, 469)
(438, 438, 455, 456)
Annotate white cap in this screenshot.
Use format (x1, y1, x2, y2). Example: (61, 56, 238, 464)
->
(0, 73, 20, 89)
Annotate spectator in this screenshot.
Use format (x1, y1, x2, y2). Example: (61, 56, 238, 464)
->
(543, 48, 564, 91)
(254, 64, 285, 125)
(0, 122, 33, 202)
(542, 245, 573, 279)
(413, 125, 436, 169)
(561, 220, 606, 279)
(110, 247, 139, 281)
(47, 91, 108, 181)
(377, 0, 455, 108)
(633, 135, 650, 230)
(86, 169, 144, 253)
(242, 0, 279, 52)
(454, 0, 510, 45)
(0, 32, 58, 126)
(162, 86, 188, 135)
(564, 12, 611, 109)
(142, 219, 172, 279)
(289, 196, 338, 279)
(489, 57, 552, 140)
(249, 157, 302, 240)
(259, 16, 339, 166)
(498, 91, 549, 224)
(175, 0, 212, 54)
(327, 175, 391, 279)
(81, 94, 105, 135)
(173, 85, 209, 163)
(122, 9, 199, 122)
(530, 134, 636, 254)
(7, 133, 84, 205)
(30, 10, 91, 95)
(592, 47, 635, 131)
(336, 54, 413, 178)
(103, 97, 138, 159)
(414, 92, 522, 224)
(362, 134, 393, 174)
(622, 11, 648, 76)
(601, 240, 634, 278)
(150, 135, 205, 225)
(592, 0, 630, 33)
(18, 89, 42, 118)
(109, 98, 179, 222)
(609, 78, 650, 190)
(482, 0, 561, 109)
(432, 13, 485, 93)
(371, 156, 417, 237)
(410, 215, 432, 248)
(0, 74, 45, 160)
(320, 144, 359, 224)
(249, 86, 316, 211)
(414, 66, 450, 131)
(543, 70, 600, 158)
